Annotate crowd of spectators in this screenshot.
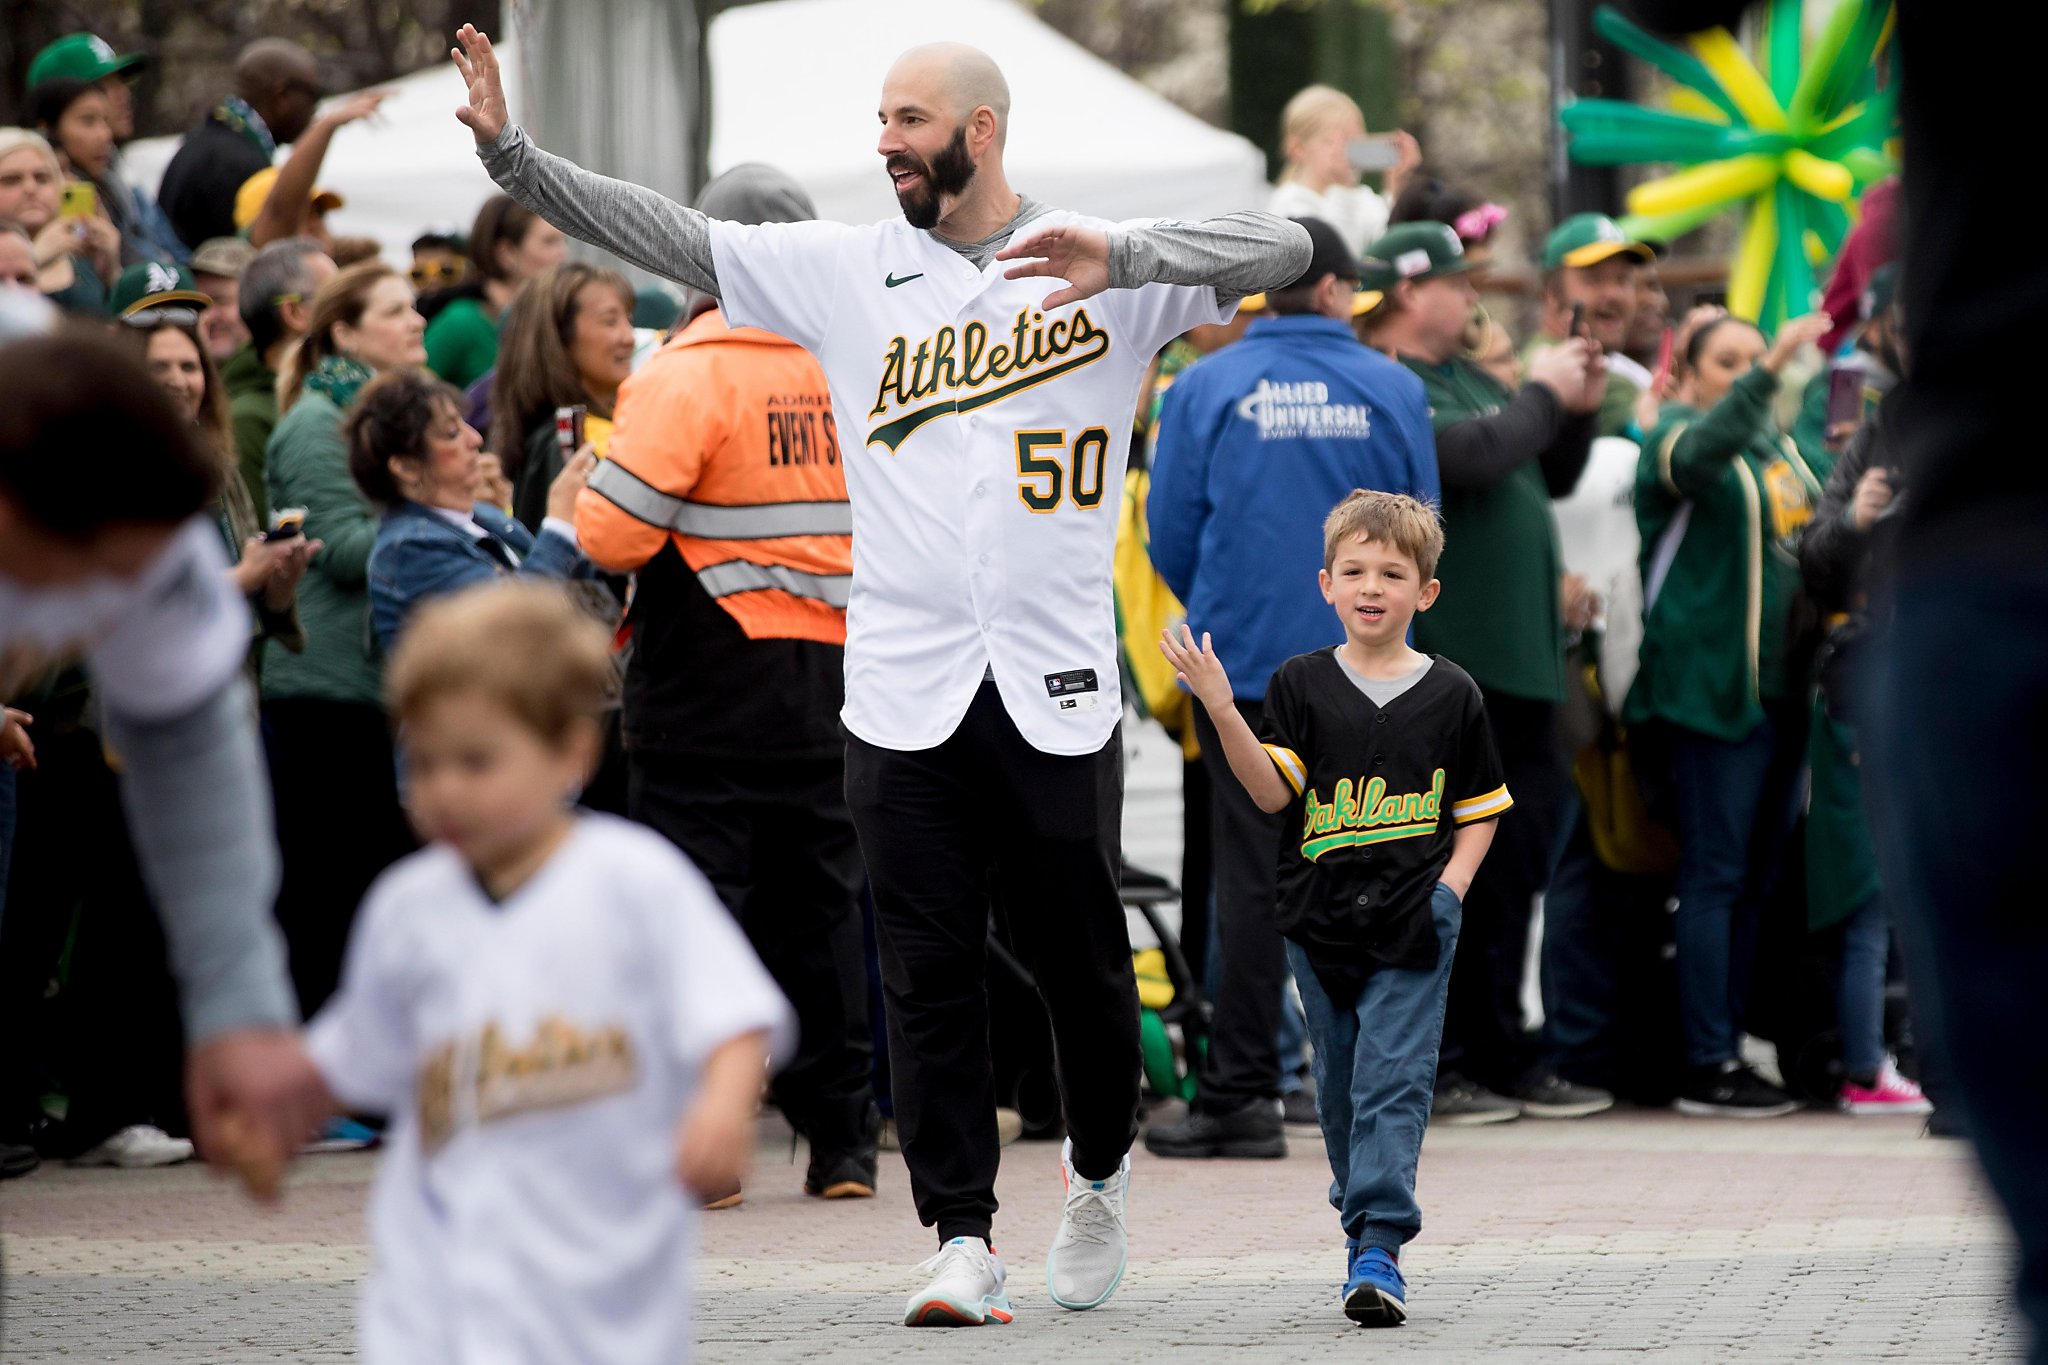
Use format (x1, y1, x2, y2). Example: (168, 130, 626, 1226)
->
(0, 32, 1928, 1190)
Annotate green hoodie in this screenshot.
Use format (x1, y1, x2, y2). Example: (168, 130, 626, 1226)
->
(1624, 367, 1823, 741)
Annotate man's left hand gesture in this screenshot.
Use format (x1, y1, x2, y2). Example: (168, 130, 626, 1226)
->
(997, 224, 1110, 310)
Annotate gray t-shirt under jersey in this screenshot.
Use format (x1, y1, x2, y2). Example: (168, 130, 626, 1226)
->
(1336, 651, 1435, 709)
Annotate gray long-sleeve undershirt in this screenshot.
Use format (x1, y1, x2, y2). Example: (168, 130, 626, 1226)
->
(478, 124, 1309, 305)
(104, 676, 295, 1042)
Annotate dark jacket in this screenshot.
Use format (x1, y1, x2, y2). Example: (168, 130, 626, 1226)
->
(157, 112, 271, 253)
(1800, 409, 1899, 619)
(367, 499, 588, 653)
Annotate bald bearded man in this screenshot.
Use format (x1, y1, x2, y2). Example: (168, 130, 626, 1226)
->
(454, 26, 1309, 1326)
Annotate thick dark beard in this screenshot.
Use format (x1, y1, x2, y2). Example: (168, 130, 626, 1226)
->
(892, 124, 977, 230)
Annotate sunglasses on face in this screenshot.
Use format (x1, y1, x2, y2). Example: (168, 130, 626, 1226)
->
(409, 259, 468, 288)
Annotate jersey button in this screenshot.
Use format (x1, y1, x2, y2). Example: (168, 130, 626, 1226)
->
(1361, 850, 1374, 862)
(1353, 892, 1370, 907)
(1375, 712, 1389, 724)
(982, 621, 993, 633)
(1372, 753, 1385, 766)
(979, 552, 992, 566)
(974, 482, 989, 497)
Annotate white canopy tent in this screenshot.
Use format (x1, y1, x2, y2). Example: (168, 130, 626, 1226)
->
(124, 0, 1268, 268)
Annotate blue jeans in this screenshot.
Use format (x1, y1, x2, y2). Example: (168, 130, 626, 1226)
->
(1837, 898, 1890, 1080)
(1665, 711, 1804, 1069)
(1288, 882, 1460, 1254)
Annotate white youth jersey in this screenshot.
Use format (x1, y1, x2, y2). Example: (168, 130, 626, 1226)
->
(0, 516, 248, 721)
(306, 814, 793, 1365)
(707, 212, 1230, 756)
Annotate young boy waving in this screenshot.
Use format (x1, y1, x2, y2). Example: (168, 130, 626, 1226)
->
(1159, 490, 1509, 1326)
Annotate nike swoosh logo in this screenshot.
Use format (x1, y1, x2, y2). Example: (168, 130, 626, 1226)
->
(885, 273, 924, 288)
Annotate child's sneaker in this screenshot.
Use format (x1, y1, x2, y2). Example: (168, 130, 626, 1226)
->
(1343, 1245, 1407, 1326)
(1840, 1059, 1933, 1116)
(904, 1237, 1014, 1326)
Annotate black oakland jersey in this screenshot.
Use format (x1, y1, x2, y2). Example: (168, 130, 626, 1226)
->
(1259, 649, 1511, 996)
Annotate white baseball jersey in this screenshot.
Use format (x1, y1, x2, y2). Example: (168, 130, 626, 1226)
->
(0, 516, 248, 722)
(706, 213, 1230, 756)
(306, 814, 793, 1365)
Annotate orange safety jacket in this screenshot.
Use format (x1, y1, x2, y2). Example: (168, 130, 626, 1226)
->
(575, 308, 850, 644)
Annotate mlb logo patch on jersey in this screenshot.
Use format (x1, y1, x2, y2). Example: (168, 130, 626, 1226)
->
(1046, 668, 1100, 713)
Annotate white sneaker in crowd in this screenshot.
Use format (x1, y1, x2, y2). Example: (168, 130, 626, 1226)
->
(67, 1124, 194, 1169)
(904, 1236, 1013, 1326)
(1045, 1138, 1129, 1310)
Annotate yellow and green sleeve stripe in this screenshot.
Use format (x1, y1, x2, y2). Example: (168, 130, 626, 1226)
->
(1262, 744, 1307, 797)
(1451, 784, 1513, 825)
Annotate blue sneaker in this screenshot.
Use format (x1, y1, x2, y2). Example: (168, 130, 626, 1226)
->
(1343, 1246, 1407, 1326)
(1343, 1237, 1358, 1287)
(303, 1117, 380, 1154)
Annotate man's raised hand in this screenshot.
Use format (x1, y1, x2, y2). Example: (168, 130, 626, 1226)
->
(996, 224, 1111, 310)
(452, 24, 508, 146)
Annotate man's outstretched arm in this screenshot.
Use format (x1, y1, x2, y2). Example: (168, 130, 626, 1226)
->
(998, 214, 1311, 310)
(457, 25, 718, 295)
(1109, 213, 1313, 300)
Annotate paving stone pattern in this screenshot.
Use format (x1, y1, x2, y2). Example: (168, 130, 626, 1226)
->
(0, 1108, 2024, 1362)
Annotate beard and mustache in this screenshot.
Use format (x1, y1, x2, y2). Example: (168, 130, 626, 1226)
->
(887, 124, 977, 229)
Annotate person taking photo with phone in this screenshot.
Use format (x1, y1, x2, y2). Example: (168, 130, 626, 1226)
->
(1267, 85, 1423, 257)
(0, 122, 117, 316)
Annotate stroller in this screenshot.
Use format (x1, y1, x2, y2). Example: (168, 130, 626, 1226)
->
(986, 858, 1211, 1138)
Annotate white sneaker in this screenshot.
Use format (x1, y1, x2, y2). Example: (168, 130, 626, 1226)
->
(904, 1236, 1014, 1326)
(68, 1124, 194, 1169)
(1045, 1138, 1128, 1310)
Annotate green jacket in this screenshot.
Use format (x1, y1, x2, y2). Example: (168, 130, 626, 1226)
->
(259, 391, 384, 706)
(424, 296, 499, 390)
(222, 345, 278, 525)
(1404, 355, 1591, 704)
(1624, 368, 1823, 741)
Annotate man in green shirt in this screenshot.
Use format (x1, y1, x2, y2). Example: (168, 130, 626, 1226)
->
(1522, 214, 1658, 439)
(222, 237, 334, 523)
(1362, 222, 1610, 1123)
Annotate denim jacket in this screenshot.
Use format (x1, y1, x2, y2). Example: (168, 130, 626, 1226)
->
(368, 500, 589, 653)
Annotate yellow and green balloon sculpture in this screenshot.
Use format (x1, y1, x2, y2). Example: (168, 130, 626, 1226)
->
(1560, 0, 1897, 334)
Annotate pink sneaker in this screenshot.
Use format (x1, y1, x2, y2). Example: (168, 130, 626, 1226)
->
(1840, 1060, 1932, 1116)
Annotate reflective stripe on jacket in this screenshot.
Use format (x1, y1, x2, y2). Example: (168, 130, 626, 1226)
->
(575, 308, 850, 643)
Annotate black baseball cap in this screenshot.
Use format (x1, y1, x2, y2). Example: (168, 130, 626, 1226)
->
(1282, 217, 1363, 291)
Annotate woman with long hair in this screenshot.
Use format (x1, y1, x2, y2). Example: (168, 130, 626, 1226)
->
(422, 192, 569, 389)
(1626, 310, 1831, 1118)
(124, 297, 315, 657)
(261, 260, 425, 1033)
(486, 262, 635, 531)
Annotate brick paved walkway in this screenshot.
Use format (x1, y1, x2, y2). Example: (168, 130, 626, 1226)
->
(0, 1107, 2023, 1362)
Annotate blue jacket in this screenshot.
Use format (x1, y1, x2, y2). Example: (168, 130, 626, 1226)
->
(1147, 315, 1439, 699)
(368, 500, 589, 653)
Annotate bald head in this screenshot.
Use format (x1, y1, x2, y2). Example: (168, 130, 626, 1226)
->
(884, 43, 1010, 144)
(236, 39, 321, 144)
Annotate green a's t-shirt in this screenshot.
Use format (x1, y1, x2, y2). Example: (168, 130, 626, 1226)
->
(1403, 356, 1569, 704)
(424, 296, 500, 390)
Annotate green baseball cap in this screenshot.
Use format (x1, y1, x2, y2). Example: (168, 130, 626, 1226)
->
(112, 262, 212, 319)
(1359, 222, 1474, 293)
(27, 34, 146, 90)
(1543, 213, 1656, 271)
